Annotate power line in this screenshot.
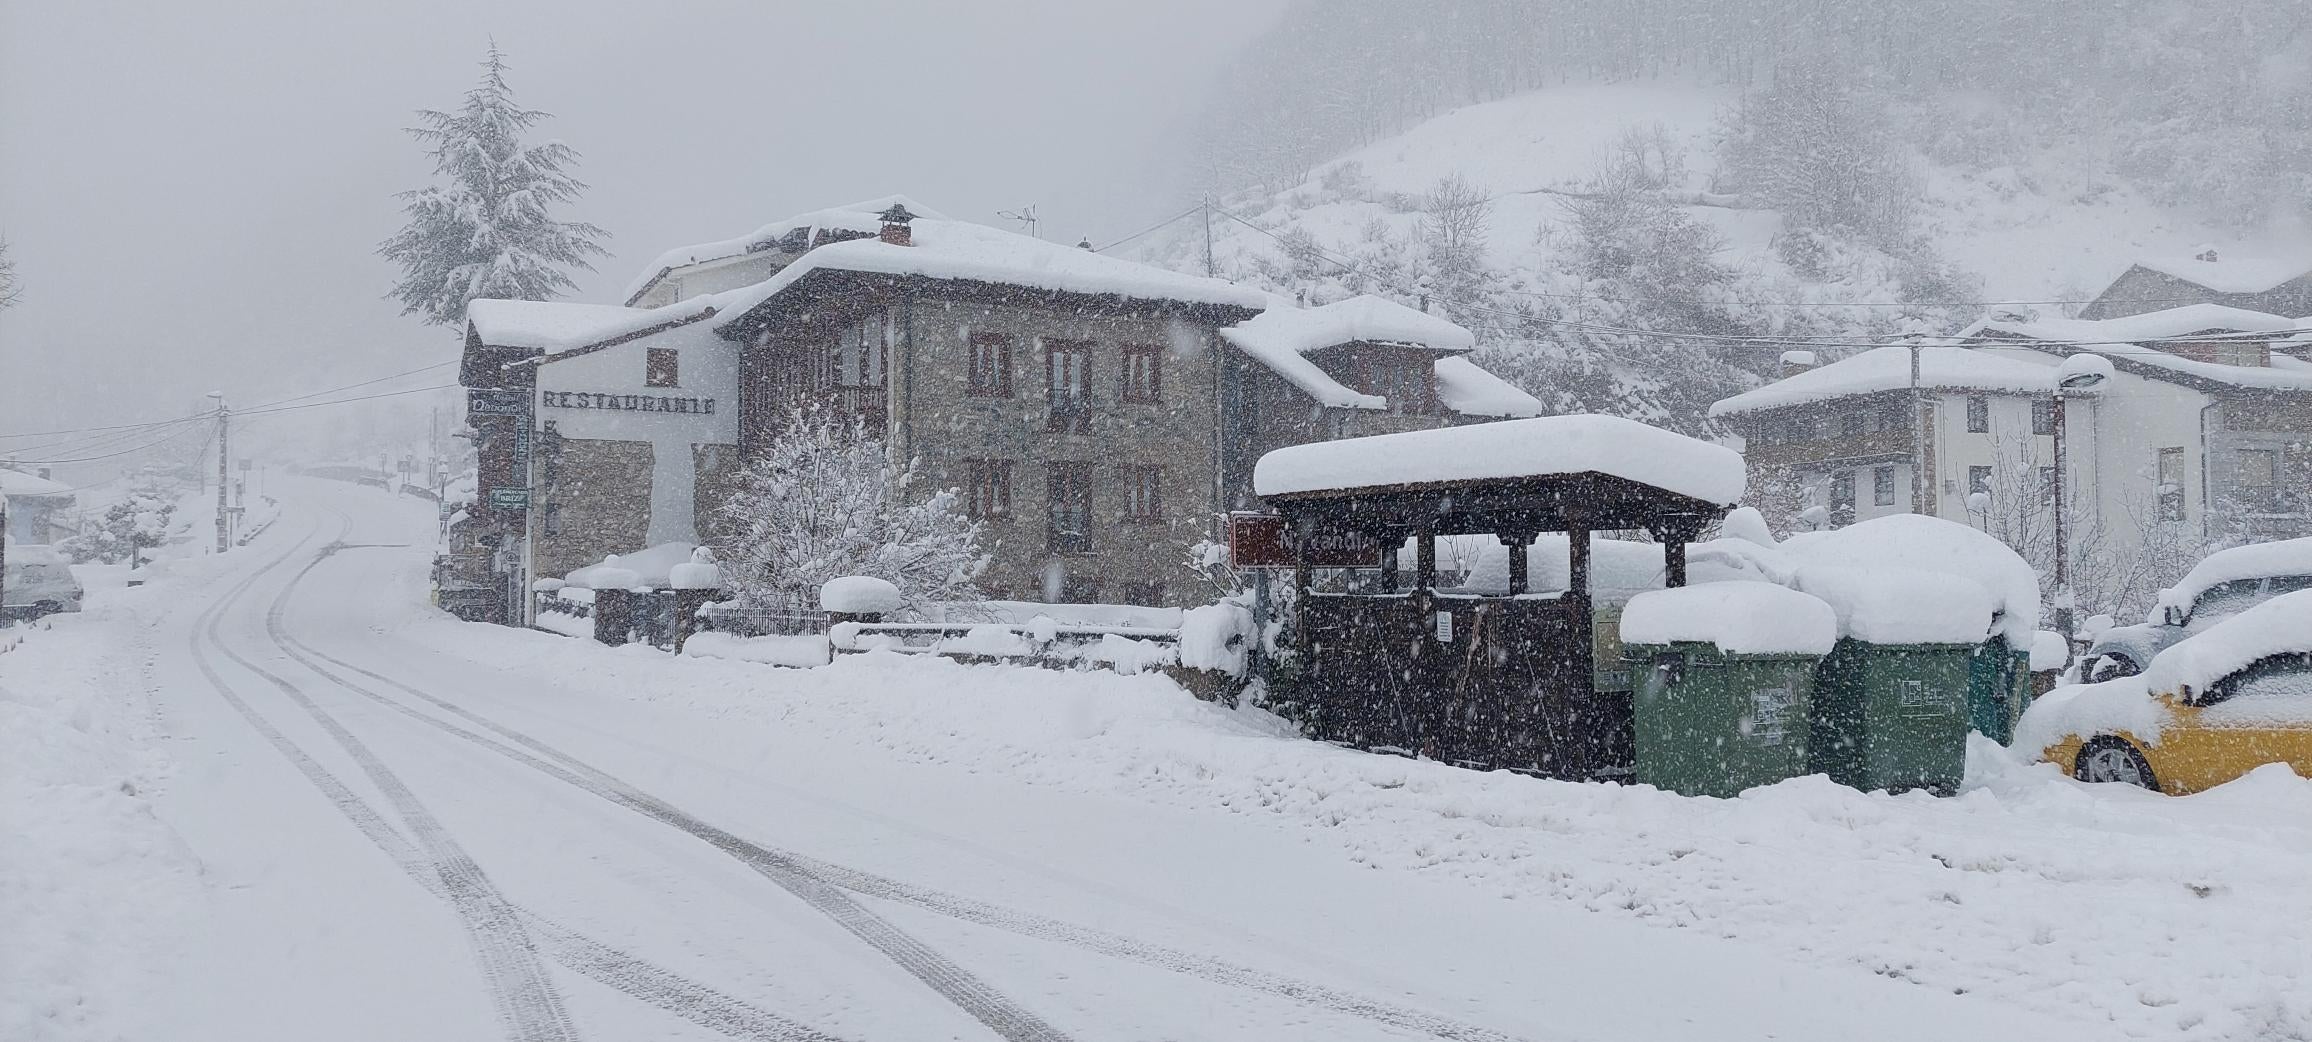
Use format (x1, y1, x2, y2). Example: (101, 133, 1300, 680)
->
(1, 413, 213, 460)
(232, 382, 459, 419)
(239, 360, 457, 412)
(16, 417, 213, 464)
(0, 410, 209, 443)
(0, 361, 459, 442)
(1092, 203, 1209, 255)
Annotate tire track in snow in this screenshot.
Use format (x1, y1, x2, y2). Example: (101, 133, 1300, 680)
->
(191, 507, 849, 1042)
(273, 573, 1551, 1042)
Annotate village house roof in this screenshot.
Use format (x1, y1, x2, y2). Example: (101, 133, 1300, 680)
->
(1975, 303, 2305, 343)
(1708, 345, 2061, 419)
(2121, 250, 2312, 296)
(1967, 305, 2312, 394)
(621, 194, 950, 304)
(467, 298, 719, 357)
(1216, 294, 1540, 416)
(0, 468, 74, 498)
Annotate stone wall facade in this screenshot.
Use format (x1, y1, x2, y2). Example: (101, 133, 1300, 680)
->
(531, 437, 654, 581)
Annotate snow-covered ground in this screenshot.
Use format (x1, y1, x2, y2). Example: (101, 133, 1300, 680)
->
(10, 477, 2312, 1040)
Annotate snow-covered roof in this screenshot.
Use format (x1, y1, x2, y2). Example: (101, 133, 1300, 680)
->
(2126, 251, 2312, 295)
(1432, 356, 1545, 417)
(2156, 537, 2312, 616)
(1253, 414, 1746, 504)
(1620, 581, 1838, 656)
(2144, 589, 2312, 700)
(1708, 345, 2059, 418)
(707, 216, 1269, 323)
(0, 469, 73, 497)
(1983, 303, 2304, 344)
(1781, 513, 2042, 646)
(1793, 564, 1997, 645)
(563, 542, 697, 589)
(623, 194, 948, 303)
(1221, 294, 1474, 356)
(467, 297, 718, 355)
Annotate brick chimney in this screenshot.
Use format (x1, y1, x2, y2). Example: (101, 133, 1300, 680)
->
(1779, 350, 1817, 380)
(878, 202, 916, 247)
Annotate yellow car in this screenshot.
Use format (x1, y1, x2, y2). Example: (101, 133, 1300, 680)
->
(2020, 590, 2312, 794)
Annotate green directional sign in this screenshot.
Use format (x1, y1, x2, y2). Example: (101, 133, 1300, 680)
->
(488, 488, 530, 509)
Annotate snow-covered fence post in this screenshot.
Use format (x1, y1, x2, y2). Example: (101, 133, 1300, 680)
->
(820, 576, 901, 627)
(586, 557, 640, 646)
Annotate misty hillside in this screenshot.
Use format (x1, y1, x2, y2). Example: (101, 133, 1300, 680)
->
(1135, 0, 2312, 432)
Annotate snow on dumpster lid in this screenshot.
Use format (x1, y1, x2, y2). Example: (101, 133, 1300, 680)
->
(2155, 537, 2312, 617)
(1781, 514, 2041, 646)
(1620, 581, 1837, 656)
(2143, 590, 2312, 699)
(1252, 414, 1744, 504)
(1794, 564, 1997, 645)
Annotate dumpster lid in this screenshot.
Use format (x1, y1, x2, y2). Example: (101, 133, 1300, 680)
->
(1621, 581, 1837, 656)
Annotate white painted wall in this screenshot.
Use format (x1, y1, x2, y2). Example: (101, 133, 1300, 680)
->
(531, 325, 740, 546)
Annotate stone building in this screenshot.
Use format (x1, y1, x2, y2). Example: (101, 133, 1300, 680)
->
(2082, 248, 2312, 320)
(456, 197, 1541, 617)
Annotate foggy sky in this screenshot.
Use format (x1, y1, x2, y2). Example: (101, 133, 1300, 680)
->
(0, 0, 1285, 455)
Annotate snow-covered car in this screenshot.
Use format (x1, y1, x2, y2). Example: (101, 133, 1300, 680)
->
(2, 544, 86, 620)
(2077, 537, 2312, 682)
(2019, 589, 2312, 793)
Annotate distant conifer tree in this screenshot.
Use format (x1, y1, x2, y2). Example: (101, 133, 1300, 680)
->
(379, 43, 608, 327)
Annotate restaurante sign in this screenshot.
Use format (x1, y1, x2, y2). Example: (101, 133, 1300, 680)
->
(542, 391, 716, 415)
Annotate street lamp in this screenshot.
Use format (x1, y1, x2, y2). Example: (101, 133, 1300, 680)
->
(2050, 353, 2113, 655)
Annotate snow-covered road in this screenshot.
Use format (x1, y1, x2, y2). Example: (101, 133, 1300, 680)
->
(16, 478, 2307, 1040)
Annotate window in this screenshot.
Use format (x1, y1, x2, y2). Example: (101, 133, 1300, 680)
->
(838, 311, 888, 388)
(2199, 653, 2312, 710)
(1872, 465, 1897, 506)
(1045, 339, 1092, 433)
(1115, 581, 1165, 606)
(1363, 358, 1439, 415)
(963, 459, 1013, 520)
(1966, 396, 1990, 433)
(2031, 398, 2055, 436)
(1830, 470, 1856, 526)
(1123, 465, 1162, 522)
(1969, 465, 1993, 497)
(2238, 448, 2278, 490)
(1119, 344, 1162, 402)
(2040, 466, 2058, 504)
(967, 332, 1012, 398)
(2158, 447, 2186, 521)
(646, 348, 680, 388)
(1047, 462, 1093, 553)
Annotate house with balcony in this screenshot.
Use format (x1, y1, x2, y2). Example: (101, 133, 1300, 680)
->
(457, 198, 1543, 614)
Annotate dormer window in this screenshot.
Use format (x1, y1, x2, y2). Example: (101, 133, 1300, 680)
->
(646, 348, 679, 388)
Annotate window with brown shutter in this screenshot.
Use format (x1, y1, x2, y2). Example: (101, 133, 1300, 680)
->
(1120, 344, 1162, 402)
(963, 459, 1013, 520)
(646, 348, 680, 388)
(968, 332, 1012, 398)
(1123, 464, 1162, 522)
(1045, 339, 1092, 433)
(1047, 462, 1093, 553)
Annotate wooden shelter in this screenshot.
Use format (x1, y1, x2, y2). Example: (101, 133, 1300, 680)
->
(1254, 416, 1742, 780)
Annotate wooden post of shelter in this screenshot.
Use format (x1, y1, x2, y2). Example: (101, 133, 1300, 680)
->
(1499, 530, 1536, 595)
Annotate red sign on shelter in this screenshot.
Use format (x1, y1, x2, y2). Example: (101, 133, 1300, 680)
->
(1228, 512, 1384, 569)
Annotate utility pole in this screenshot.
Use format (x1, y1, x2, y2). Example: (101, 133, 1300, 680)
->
(1908, 338, 1926, 515)
(210, 392, 228, 554)
(1201, 198, 1216, 277)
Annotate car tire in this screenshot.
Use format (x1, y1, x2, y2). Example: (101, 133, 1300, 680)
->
(2075, 736, 2159, 791)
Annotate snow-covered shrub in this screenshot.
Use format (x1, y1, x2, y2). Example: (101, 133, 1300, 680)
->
(717, 410, 986, 617)
(57, 477, 178, 564)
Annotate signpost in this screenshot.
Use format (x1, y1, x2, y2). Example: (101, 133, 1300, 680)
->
(467, 388, 528, 416)
(488, 488, 531, 510)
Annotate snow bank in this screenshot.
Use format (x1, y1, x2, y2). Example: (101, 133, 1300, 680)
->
(1794, 565, 1997, 645)
(1783, 514, 2041, 645)
(678, 631, 831, 668)
(2143, 590, 2312, 700)
(933, 600, 1183, 629)
(1253, 414, 1745, 505)
(2155, 536, 2312, 618)
(1619, 581, 1837, 655)
(819, 575, 902, 614)
(1710, 345, 2057, 418)
(1179, 602, 1255, 675)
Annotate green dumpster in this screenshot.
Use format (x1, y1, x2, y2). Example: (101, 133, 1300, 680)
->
(1619, 582, 1838, 798)
(1629, 642, 1820, 797)
(1964, 635, 2032, 745)
(1808, 639, 1975, 795)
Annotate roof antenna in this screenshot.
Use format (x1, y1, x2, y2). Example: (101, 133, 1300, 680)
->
(997, 205, 1040, 240)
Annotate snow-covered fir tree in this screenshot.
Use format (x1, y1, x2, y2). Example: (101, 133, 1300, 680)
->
(717, 411, 986, 615)
(378, 44, 607, 328)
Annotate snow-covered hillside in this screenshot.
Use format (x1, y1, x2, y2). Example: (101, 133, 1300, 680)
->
(1141, 81, 2273, 429)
